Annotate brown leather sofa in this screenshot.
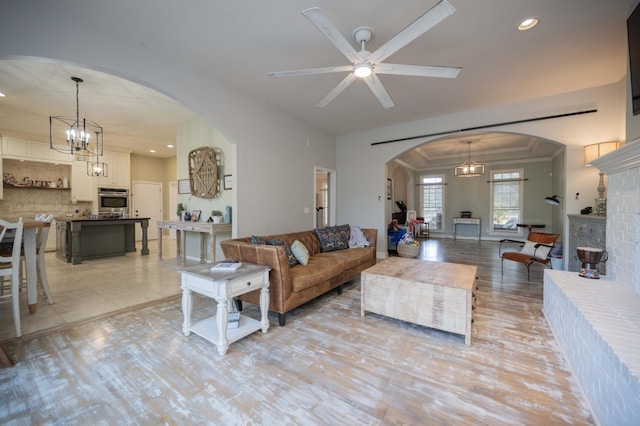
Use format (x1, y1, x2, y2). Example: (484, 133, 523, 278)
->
(220, 228, 377, 326)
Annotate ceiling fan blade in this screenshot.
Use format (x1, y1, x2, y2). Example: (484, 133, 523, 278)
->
(375, 63, 461, 78)
(268, 65, 354, 78)
(302, 7, 362, 64)
(363, 74, 395, 109)
(367, 0, 456, 64)
(317, 73, 357, 108)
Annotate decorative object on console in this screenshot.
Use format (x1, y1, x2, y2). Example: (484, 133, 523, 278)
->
(191, 210, 201, 222)
(49, 77, 106, 173)
(584, 141, 622, 216)
(188, 146, 219, 199)
(454, 141, 485, 177)
(176, 203, 186, 219)
(211, 210, 223, 224)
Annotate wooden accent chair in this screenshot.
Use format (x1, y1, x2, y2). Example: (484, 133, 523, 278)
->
(499, 232, 560, 281)
(0, 218, 25, 337)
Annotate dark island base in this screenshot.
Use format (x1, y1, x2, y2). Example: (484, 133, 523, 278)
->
(56, 217, 150, 264)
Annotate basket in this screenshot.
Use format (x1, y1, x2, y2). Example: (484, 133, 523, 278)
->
(397, 243, 420, 258)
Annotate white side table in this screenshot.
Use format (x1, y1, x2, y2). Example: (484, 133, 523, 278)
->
(453, 217, 481, 241)
(180, 262, 270, 356)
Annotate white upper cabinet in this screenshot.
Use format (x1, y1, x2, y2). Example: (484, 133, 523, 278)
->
(71, 161, 94, 202)
(93, 150, 130, 188)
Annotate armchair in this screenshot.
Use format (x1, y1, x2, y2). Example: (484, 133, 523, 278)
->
(499, 232, 560, 281)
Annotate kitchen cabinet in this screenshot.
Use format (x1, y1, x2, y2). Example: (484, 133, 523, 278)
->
(71, 162, 94, 202)
(93, 150, 130, 188)
(1, 137, 71, 162)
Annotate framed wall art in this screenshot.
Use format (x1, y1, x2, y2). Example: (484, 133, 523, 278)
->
(224, 174, 233, 190)
(178, 179, 190, 194)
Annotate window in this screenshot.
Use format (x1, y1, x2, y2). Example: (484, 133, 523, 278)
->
(490, 169, 523, 233)
(420, 175, 444, 231)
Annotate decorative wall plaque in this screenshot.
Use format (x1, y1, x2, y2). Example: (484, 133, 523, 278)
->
(188, 146, 219, 199)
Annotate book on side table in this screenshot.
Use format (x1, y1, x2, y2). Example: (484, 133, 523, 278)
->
(211, 261, 242, 272)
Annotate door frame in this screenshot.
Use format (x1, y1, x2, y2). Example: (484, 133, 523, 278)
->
(314, 167, 336, 228)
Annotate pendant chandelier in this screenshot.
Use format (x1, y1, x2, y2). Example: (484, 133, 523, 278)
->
(49, 76, 104, 167)
(87, 132, 108, 177)
(454, 141, 485, 177)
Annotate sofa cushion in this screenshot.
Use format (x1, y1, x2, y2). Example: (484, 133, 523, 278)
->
(289, 254, 345, 292)
(290, 240, 310, 266)
(266, 238, 298, 268)
(315, 224, 350, 252)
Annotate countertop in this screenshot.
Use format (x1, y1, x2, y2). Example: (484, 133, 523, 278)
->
(55, 216, 150, 223)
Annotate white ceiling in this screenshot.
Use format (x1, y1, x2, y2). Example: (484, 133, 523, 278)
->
(0, 0, 637, 165)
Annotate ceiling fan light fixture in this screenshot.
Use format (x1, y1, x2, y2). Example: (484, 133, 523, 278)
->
(518, 17, 538, 31)
(354, 63, 372, 78)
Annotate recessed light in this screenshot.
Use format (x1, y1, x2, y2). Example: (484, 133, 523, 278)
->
(518, 17, 538, 31)
(167, 144, 174, 148)
(0, 91, 5, 97)
(149, 149, 156, 153)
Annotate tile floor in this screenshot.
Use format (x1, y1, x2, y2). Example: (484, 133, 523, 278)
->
(0, 238, 183, 341)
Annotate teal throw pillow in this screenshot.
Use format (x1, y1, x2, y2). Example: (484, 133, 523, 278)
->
(291, 240, 310, 266)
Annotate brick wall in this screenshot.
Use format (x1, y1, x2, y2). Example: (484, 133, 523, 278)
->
(606, 168, 640, 291)
(544, 270, 640, 425)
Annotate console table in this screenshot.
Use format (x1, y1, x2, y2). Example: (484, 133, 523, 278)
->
(157, 220, 232, 265)
(453, 217, 480, 241)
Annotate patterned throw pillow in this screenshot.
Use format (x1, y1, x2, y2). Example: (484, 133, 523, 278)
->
(314, 224, 350, 252)
(266, 238, 298, 268)
(250, 235, 265, 245)
(290, 240, 310, 266)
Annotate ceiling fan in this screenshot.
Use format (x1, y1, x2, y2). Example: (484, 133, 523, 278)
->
(268, 0, 461, 109)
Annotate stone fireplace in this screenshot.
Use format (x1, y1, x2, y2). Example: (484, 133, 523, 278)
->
(592, 138, 640, 294)
(542, 139, 640, 425)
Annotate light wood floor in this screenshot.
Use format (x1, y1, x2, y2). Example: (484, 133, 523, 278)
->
(0, 237, 594, 425)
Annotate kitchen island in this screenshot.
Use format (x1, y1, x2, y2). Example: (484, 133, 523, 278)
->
(56, 217, 150, 265)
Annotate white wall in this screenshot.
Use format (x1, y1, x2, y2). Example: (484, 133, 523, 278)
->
(338, 81, 627, 256)
(0, 2, 336, 239)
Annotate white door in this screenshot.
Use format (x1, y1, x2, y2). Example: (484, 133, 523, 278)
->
(131, 181, 162, 241)
(314, 167, 336, 227)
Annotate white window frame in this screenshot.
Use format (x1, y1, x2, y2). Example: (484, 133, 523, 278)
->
(419, 174, 445, 231)
(489, 168, 524, 236)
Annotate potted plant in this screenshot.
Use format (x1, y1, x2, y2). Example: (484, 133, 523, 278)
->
(177, 203, 186, 221)
(211, 209, 224, 224)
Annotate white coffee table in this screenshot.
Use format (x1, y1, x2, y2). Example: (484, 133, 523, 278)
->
(180, 262, 270, 355)
(361, 257, 477, 345)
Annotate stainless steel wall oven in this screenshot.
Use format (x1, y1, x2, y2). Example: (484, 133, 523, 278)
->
(98, 187, 129, 213)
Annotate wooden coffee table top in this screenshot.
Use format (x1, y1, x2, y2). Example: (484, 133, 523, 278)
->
(363, 257, 476, 290)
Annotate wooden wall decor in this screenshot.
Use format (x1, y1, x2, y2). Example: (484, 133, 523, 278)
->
(188, 146, 219, 199)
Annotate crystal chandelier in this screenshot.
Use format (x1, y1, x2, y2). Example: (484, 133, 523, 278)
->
(49, 76, 104, 165)
(454, 141, 485, 177)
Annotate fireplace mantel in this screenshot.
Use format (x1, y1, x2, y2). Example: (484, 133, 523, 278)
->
(591, 138, 640, 174)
